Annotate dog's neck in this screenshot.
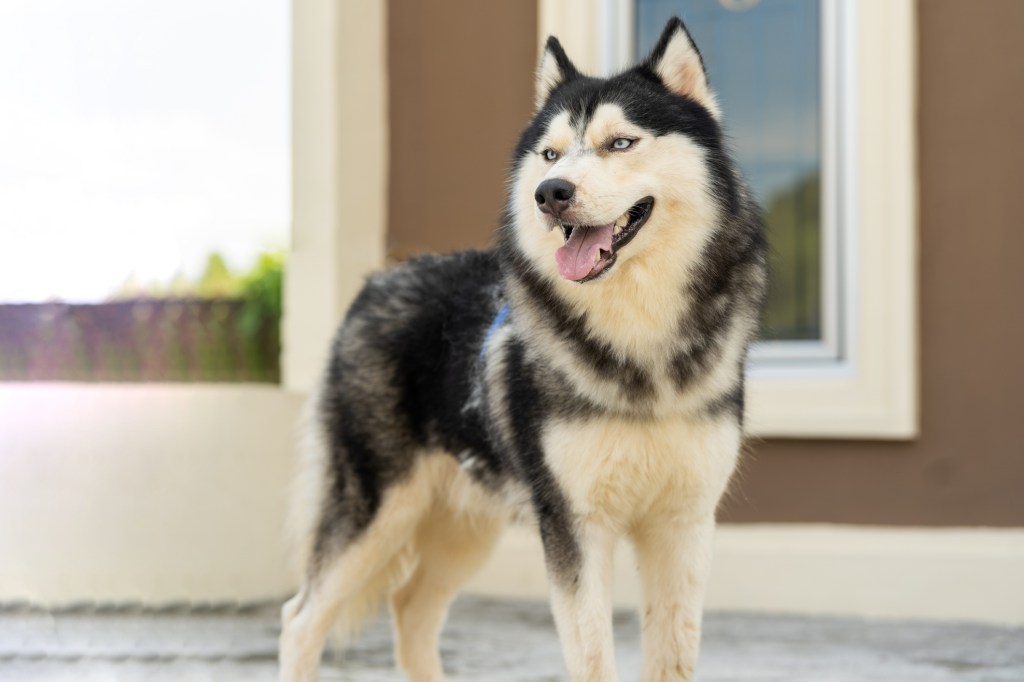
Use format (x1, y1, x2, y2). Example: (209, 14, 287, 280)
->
(509, 273, 681, 375)
(499, 219, 714, 365)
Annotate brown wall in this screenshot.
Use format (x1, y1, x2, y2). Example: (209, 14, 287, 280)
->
(387, 0, 537, 260)
(721, 0, 1024, 527)
(387, 1, 1024, 526)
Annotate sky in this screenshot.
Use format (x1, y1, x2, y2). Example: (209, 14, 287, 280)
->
(0, 0, 289, 302)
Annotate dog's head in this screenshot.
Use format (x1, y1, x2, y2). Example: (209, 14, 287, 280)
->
(507, 18, 736, 289)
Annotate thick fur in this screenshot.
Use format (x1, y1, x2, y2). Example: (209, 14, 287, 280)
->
(280, 17, 767, 682)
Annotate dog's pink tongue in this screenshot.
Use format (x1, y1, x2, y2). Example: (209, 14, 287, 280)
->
(555, 224, 613, 281)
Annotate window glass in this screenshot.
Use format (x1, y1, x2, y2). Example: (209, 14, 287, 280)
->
(637, 0, 822, 341)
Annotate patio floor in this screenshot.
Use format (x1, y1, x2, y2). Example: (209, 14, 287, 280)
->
(1, 596, 1021, 681)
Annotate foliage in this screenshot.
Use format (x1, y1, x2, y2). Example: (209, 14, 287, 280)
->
(761, 173, 821, 341)
(1, 251, 286, 383)
(109, 250, 284, 302)
(238, 251, 284, 340)
(195, 252, 240, 298)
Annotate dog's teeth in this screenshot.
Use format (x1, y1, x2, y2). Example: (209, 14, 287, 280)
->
(613, 224, 623, 236)
(615, 213, 629, 228)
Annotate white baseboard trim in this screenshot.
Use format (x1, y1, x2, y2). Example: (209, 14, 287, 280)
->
(466, 524, 1024, 625)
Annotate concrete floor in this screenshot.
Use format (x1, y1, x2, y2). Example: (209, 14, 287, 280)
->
(1, 596, 1021, 681)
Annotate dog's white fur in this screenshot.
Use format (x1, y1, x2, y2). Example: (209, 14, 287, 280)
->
(511, 104, 726, 413)
(542, 416, 739, 681)
(510, 102, 738, 679)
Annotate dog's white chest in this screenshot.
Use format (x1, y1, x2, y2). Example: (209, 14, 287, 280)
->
(542, 415, 740, 529)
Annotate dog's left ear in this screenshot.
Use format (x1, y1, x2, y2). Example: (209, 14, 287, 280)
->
(535, 36, 579, 110)
(644, 17, 720, 119)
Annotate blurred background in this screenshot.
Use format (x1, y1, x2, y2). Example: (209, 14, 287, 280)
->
(1, 0, 1022, 668)
(0, 0, 287, 382)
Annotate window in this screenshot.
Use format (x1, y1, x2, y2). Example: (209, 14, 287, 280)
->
(540, 0, 917, 437)
(634, 0, 847, 365)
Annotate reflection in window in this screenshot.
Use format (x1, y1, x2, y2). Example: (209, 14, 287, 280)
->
(637, 0, 822, 341)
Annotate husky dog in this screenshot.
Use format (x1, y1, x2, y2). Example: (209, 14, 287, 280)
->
(280, 17, 766, 682)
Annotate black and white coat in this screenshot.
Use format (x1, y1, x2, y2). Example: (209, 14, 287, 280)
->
(280, 18, 767, 682)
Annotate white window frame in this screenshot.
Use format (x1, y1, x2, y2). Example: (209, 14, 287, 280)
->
(539, 0, 917, 439)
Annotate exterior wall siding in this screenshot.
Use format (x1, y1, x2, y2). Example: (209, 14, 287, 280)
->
(387, 0, 537, 261)
(722, 0, 1024, 526)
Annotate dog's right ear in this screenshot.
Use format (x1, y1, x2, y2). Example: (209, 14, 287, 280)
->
(535, 36, 579, 110)
(644, 17, 720, 119)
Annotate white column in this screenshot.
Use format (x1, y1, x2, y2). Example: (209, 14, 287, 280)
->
(284, 0, 389, 392)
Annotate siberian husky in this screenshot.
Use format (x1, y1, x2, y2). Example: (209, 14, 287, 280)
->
(280, 17, 767, 682)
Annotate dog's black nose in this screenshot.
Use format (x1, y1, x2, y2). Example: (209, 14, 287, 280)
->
(535, 178, 576, 216)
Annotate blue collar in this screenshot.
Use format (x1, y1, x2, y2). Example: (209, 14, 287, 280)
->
(480, 304, 510, 359)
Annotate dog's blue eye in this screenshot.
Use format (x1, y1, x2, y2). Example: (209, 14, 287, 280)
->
(611, 138, 633, 151)
(542, 149, 558, 162)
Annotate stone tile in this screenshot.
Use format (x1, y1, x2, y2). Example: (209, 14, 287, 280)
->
(0, 597, 1021, 681)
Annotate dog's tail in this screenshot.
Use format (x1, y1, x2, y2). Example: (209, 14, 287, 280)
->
(283, 384, 418, 640)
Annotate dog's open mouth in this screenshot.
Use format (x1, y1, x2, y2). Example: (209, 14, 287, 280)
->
(554, 197, 654, 282)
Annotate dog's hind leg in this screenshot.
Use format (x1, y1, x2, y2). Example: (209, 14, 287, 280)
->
(278, 457, 439, 682)
(389, 474, 505, 682)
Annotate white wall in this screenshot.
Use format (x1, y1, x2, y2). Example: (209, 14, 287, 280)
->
(0, 384, 302, 604)
(2, 386, 1022, 624)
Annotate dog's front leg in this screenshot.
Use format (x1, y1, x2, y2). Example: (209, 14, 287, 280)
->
(543, 520, 620, 682)
(631, 517, 715, 682)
